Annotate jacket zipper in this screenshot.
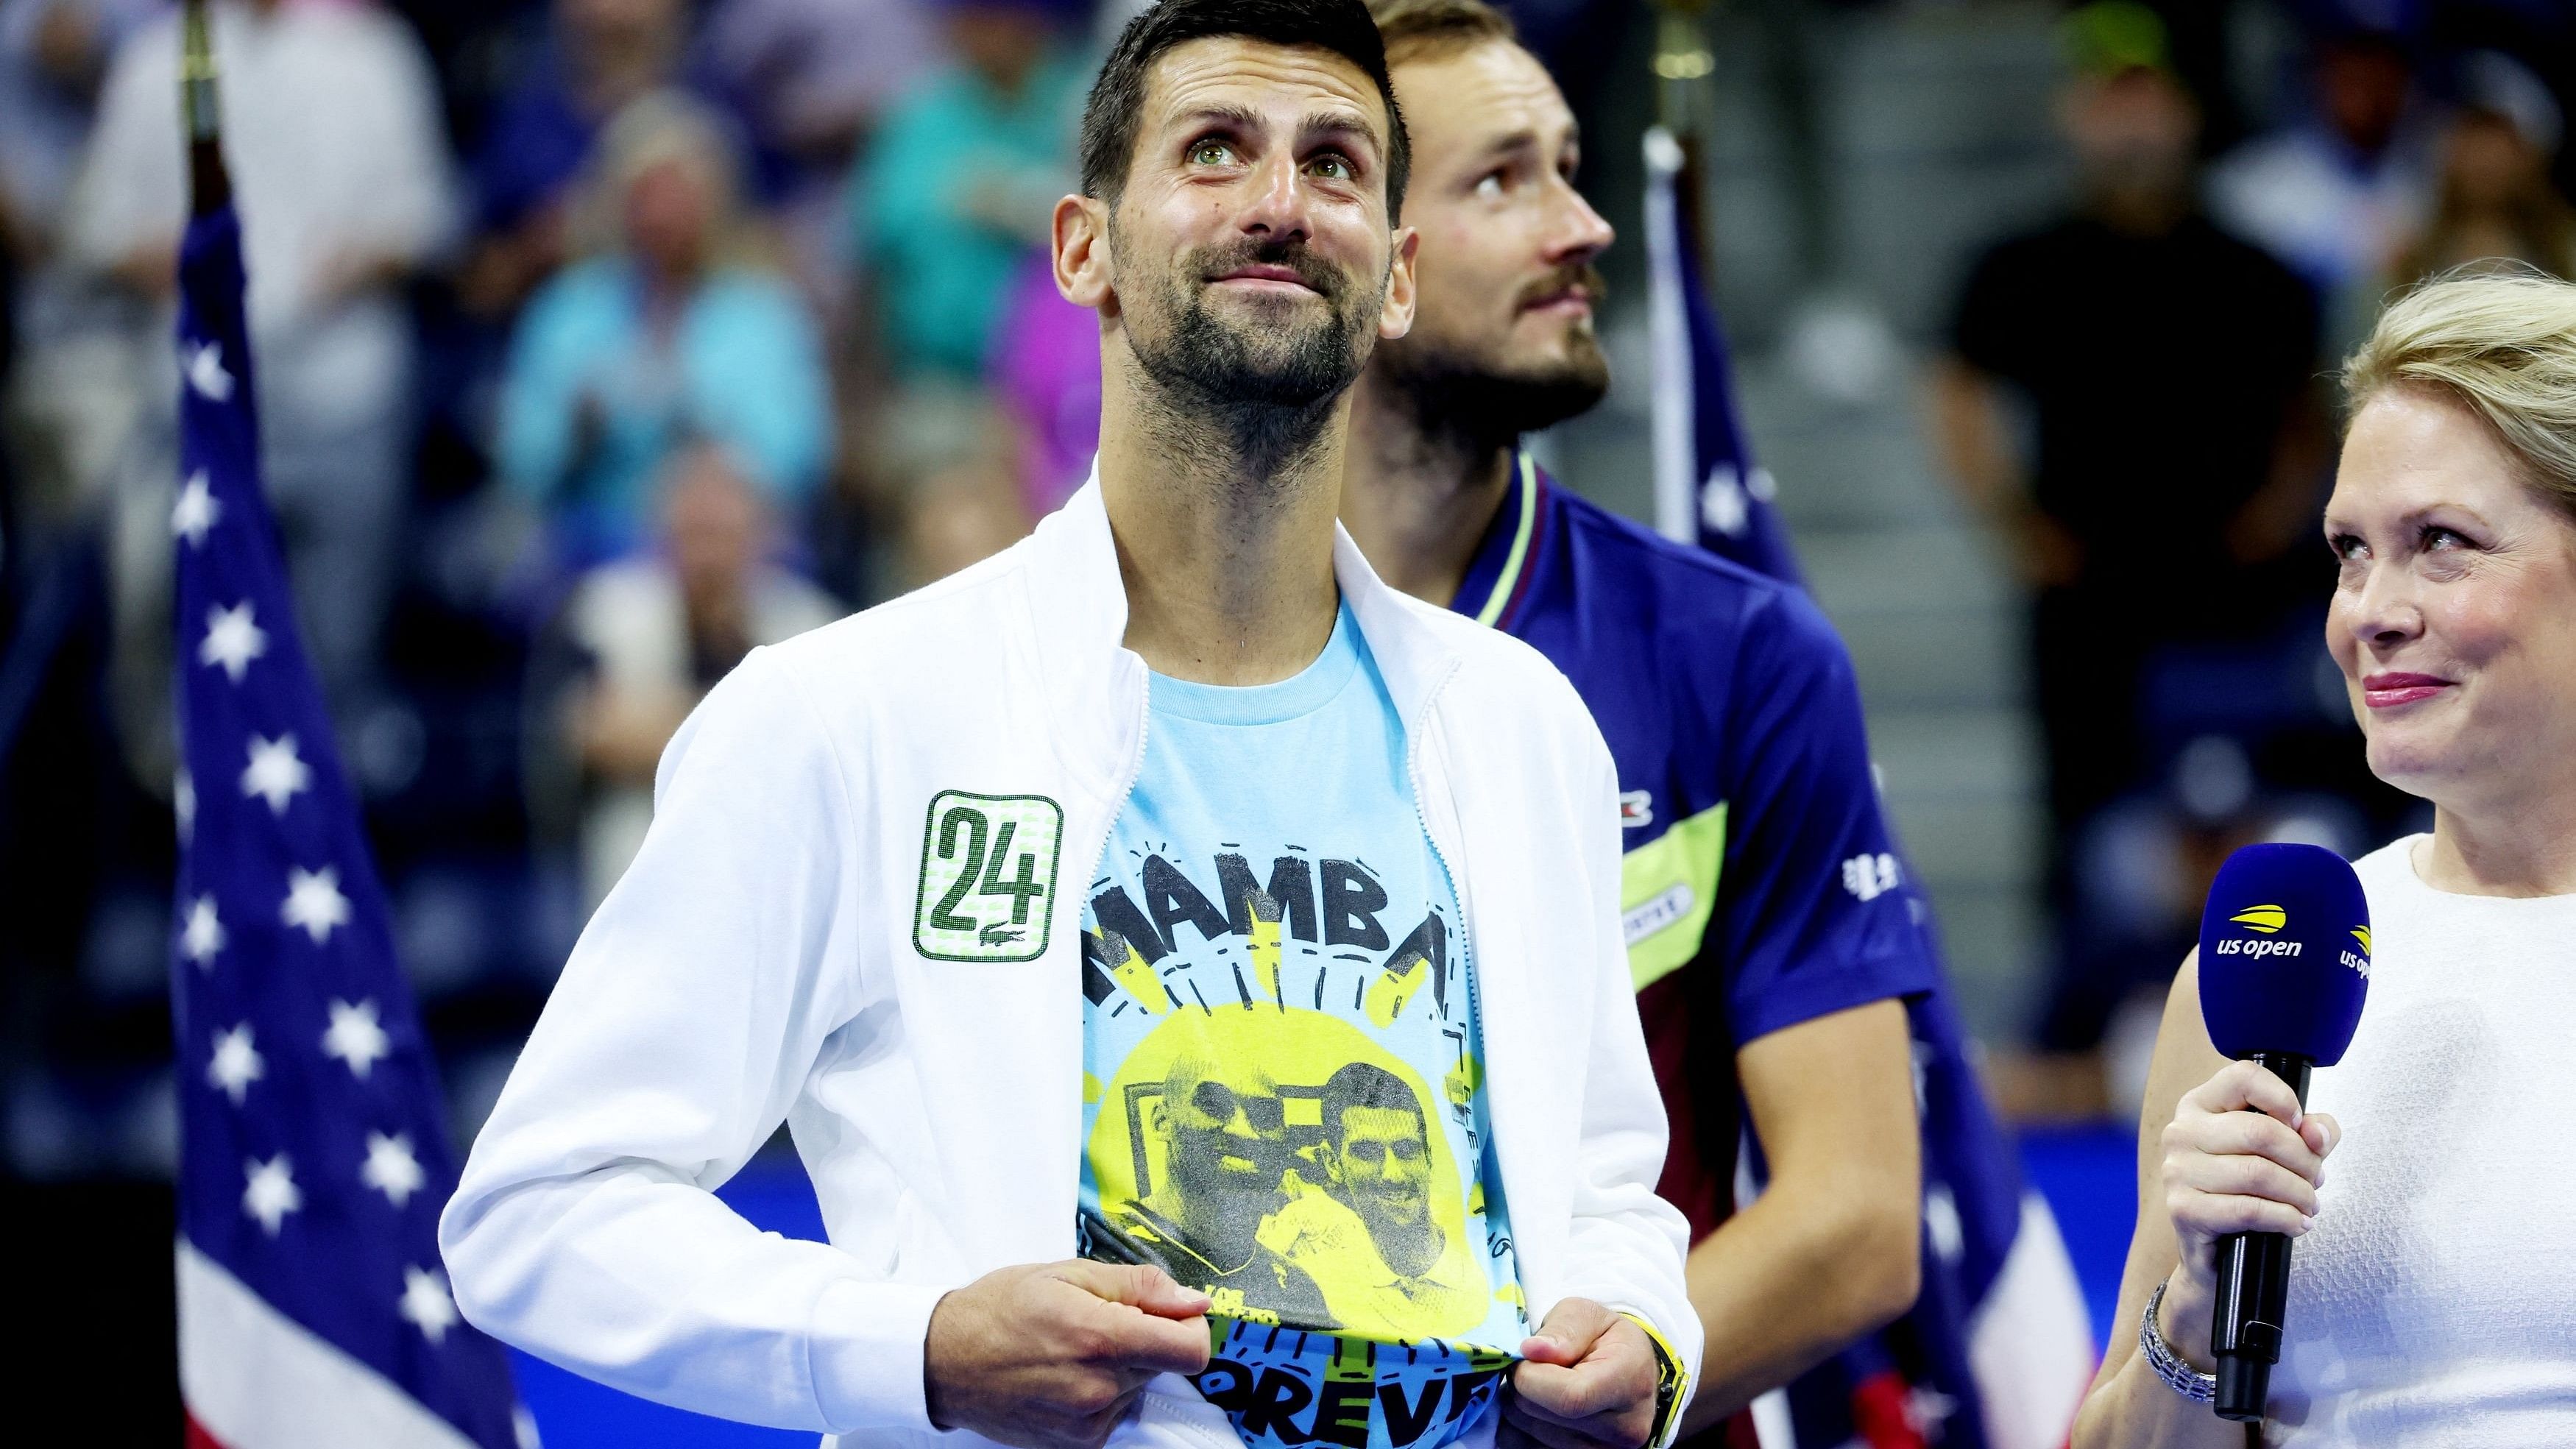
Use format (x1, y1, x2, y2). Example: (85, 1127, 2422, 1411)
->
(1405, 659, 1473, 1009)
(1063, 668, 1150, 1256)
(1092, 669, 1153, 897)
(1075, 667, 1152, 1063)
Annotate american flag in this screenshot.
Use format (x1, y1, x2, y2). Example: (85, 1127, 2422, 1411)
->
(1641, 124, 1805, 587)
(167, 28, 524, 1447)
(1637, 124, 2094, 1449)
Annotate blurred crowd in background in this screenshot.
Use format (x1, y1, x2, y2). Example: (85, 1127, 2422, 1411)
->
(2, 0, 2572, 1185)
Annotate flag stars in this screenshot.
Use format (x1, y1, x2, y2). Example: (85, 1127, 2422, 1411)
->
(1699, 464, 1749, 538)
(199, 601, 267, 683)
(322, 999, 389, 1079)
(398, 1266, 459, 1344)
(241, 1155, 302, 1236)
(174, 769, 196, 843)
(172, 470, 221, 546)
(281, 867, 350, 946)
(1903, 1387, 1960, 1437)
(361, 1131, 425, 1208)
(181, 896, 226, 968)
(208, 1024, 264, 1105)
(241, 734, 311, 815)
(184, 341, 234, 401)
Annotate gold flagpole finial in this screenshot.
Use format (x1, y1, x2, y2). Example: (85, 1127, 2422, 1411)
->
(182, 0, 231, 216)
(1649, 0, 1716, 136)
(1647, 0, 1718, 276)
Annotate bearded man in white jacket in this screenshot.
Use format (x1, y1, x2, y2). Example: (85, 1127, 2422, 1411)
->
(439, 1, 1699, 1445)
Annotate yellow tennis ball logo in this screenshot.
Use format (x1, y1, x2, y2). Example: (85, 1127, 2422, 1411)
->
(2229, 904, 2287, 935)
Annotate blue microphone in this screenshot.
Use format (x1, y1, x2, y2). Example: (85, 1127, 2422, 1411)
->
(2195, 842, 2371, 1421)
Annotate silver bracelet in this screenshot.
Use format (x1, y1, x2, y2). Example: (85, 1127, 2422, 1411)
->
(2141, 1279, 2218, 1403)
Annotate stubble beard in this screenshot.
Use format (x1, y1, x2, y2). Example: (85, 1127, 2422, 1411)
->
(1380, 336, 1609, 458)
(1122, 231, 1386, 498)
(1376, 269, 1611, 458)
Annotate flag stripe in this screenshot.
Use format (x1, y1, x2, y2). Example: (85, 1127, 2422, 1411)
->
(1642, 127, 1698, 547)
(180, 1241, 486, 1449)
(1964, 1197, 2098, 1449)
(1641, 125, 1805, 584)
(1640, 122, 2084, 1448)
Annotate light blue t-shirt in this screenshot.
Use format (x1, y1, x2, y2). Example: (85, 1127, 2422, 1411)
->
(1075, 605, 1527, 1449)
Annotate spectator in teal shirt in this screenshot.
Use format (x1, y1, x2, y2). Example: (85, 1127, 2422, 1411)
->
(852, 0, 1087, 380)
(500, 91, 831, 567)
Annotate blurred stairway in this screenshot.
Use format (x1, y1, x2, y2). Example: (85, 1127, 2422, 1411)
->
(1554, 0, 2071, 1039)
(1744, 358, 2040, 1042)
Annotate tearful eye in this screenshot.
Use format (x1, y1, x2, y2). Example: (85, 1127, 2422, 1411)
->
(1189, 140, 1235, 166)
(1309, 155, 1353, 180)
(1475, 173, 1504, 199)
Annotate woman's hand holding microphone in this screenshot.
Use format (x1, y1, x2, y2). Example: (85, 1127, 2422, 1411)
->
(2151, 1060, 2342, 1370)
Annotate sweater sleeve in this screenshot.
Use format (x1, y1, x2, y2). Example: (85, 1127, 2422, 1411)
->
(339, 14, 461, 269)
(437, 647, 944, 1434)
(62, 22, 184, 277)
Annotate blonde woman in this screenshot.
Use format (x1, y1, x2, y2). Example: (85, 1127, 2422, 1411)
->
(2076, 270, 2576, 1446)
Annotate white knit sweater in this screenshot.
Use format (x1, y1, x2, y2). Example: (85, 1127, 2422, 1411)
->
(2268, 836, 2576, 1445)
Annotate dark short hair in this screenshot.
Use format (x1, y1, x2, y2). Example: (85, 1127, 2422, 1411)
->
(1367, 0, 1516, 67)
(1078, 0, 1411, 222)
(1319, 1061, 1424, 1137)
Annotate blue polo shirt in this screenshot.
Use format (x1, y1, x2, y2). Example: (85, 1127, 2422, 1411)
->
(1453, 457, 1941, 1222)
(1450, 456, 2033, 1448)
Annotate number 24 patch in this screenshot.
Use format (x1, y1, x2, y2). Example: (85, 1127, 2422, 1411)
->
(913, 791, 1063, 962)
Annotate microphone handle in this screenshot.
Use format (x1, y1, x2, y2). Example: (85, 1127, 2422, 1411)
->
(2209, 1049, 2313, 1422)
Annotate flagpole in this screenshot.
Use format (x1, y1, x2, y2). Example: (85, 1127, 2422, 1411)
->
(182, 0, 230, 217)
(1646, 0, 1715, 543)
(165, 4, 526, 1436)
(1649, 0, 1715, 274)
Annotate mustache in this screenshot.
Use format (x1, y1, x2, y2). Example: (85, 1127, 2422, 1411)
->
(1516, 263, 1607, 312)
(1193, 236, 1351, 302)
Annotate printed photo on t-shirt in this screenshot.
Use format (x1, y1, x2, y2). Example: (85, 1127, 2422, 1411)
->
(1079, 860, 1523, 1449)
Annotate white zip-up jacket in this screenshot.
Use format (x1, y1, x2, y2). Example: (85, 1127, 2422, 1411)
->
(439, 478, 1699, 1447)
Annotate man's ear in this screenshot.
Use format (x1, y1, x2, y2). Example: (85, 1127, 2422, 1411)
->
(1379, 224, 1420, 341)
(1055, 193, 1118, 316)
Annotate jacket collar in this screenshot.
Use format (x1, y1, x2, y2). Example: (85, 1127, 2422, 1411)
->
(1021, 463, 1465, 773)
(1451, 449, 1549, 633)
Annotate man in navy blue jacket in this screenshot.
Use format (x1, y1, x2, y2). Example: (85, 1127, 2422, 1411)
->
(1343, 1, 2094, 1443)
